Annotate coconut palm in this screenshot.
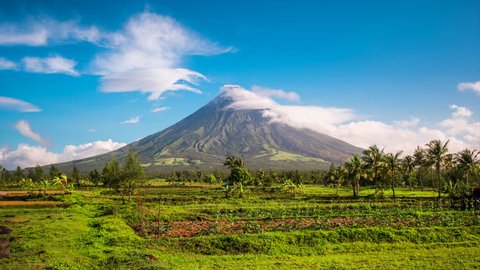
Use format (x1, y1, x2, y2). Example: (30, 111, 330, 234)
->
(224, 156, 244, 169)
(344, 154, 365, 197)
(362, 145, 384, 193)
(385, 151, 403, 199)
(413, 146, 426, 190)
(425, 140, 449, 198)
(401, 155, 415, 189)
(455, 149, 479, 186)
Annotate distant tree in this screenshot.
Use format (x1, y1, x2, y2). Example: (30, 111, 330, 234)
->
(362, 145, 384, 193)
(343, 154, 365, 197)
(401, 155, 415, 189)
(88, 169, 101, 186)
(14, 166, 24, 182)
(224, 157, 252, 186)
(102, 159, 122, 188)
(71, 166, 81, 186)
(119, 150, 144, 203)
(385, 151, 403, 199)
(33, 165, 44, 182)
(0, 165, 7, 186)
(49, 165, 61, 179)
(426, 140, 449, 198)
(455, 149, 479, 186)
(224, 156, 245, 169)
(413, 146, 426, 190)
(324, 164, 344, 195)
(223, 156, 252, 197)
(196, 171, 204, 183)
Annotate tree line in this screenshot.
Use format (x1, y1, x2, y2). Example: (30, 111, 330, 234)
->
(1, 139, 478, 200)
(326, 140, 479, 198)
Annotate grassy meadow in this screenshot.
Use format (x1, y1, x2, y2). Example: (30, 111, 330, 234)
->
(1, 181, 479, 269)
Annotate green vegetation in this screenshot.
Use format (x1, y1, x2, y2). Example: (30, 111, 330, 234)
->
(0, 141, 479, 269)
(1, 181, 479, 269)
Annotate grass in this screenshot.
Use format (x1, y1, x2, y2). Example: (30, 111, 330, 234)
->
(0, 182, 479, 269)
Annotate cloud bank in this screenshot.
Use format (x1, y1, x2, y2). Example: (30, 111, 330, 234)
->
(0, 139, 126, 169)
(221, 85, 480, 153)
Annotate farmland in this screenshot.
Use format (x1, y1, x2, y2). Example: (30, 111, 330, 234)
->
(1, 182, 479, 269)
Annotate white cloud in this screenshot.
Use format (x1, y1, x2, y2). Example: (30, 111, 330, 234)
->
(251, 85, 300, 102)
(122, 116, 140, 124)
(449, 104, 472, 118)
(14, 120, 47, 146)
(393, 117, 420, 128)
(0, 57, 17, 70)
(0, 139, 126, 169)
(88, 129, 96, 133)
(0, 144, 58, 169)
(0, 18, 101, 46)
(94, 12, 232, 100)
(458, 81, 480, 95)
(61, 139, 127, 161)
(221, 85, 480, 154)
(100, 68, 205, 100)
(0, 96, 41, 112)
(151, 106, 169, 113)
(22, 55, 80, 76)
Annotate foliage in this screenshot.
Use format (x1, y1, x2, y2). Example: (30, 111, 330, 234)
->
(224, 156, 252, 187)
(101, 149, 144, 204)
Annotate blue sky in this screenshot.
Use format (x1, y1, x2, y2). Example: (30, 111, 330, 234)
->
(0, 0, 479, 169)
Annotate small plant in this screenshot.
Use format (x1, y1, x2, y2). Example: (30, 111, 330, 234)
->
(280, 179, 305, 195)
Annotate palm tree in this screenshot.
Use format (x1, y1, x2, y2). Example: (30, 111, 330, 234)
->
(455, 149, 479, 186)
(401, 155, 415, 189)
(425, 140, 449, 198)
(224, 156, 244, 169)
(413, 146, 426, 190)
(362, 145, 384, 193)
(344, 154, 365, 197)
(385, 151, 403, 199)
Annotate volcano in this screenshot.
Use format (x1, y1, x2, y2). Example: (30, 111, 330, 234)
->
(56, 93, 363, 173)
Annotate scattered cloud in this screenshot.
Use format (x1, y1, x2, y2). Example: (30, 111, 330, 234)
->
(0, 96, 41, 112)
(221, 85, 480, 153)
(449, 104, 472, 118)
(0, 18, 101, 46)
(14, 120, 47, 146)
(122, 116, 140, 124)
(0, 57, 17, 70)
(94, 12, 232, 100)
(0, 139, 126, 169)
(251, 85, 300, 102)
(393, 117, 420, 128)
(22, 55, 80, 76)
(457, 81, 480, 95)
(151, 106, 169, 113)
(87, 129, 96, 133)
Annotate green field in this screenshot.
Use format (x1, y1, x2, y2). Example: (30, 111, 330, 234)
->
(1, 182, 479, 269)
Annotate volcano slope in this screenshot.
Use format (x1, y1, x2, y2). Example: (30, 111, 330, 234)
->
(56, 94, 362, 173)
